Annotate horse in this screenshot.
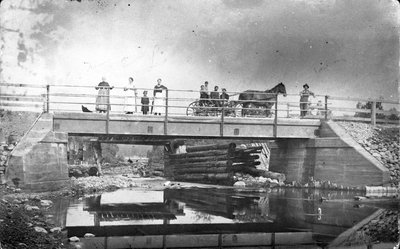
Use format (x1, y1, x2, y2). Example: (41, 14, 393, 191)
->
(238, 82, 287, 117)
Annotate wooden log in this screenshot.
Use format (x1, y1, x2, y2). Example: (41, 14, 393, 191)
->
(169, 150, 230, 159)
(174, 173, 231, 181)
(185, 143, 236, 153)
(232, 155, 260, 162)
(172, 160, 232, 169)
(231, 161, 261, 167)
(166, 154, 230, 164)
(167, 154, 260, 165)
(174, 166, 228, 174)
(233, 149, 262, 155)
(234, 146, 262, 152)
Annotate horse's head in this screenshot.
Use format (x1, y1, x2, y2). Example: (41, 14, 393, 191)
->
(277, 82, 287, 97)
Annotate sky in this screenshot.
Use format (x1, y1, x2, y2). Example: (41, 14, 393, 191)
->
(1, 0, 399, 105)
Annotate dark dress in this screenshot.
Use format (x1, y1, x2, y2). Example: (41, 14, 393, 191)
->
(210, 91, 220, 107)
(141, 97, 150, 114)
(95, 81, 113, 113)
(220, 92, 229, 101)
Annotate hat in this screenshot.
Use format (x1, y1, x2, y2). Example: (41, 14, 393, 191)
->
(303, 84, 309, 89)
(222, 88, 226, 91)
(143, 90, 148, 94)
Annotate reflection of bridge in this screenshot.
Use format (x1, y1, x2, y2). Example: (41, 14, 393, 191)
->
(2, 83, 395, 189)
(65, 187, 383, 248)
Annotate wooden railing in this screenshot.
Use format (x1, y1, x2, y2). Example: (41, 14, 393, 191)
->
(1, 83, 399, 128)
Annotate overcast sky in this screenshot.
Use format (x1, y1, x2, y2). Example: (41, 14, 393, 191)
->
(1, 0, 399, 101)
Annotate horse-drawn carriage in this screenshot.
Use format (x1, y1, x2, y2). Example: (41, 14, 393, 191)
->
(186, 98, 238, 116)
(186, 82, 287, 118)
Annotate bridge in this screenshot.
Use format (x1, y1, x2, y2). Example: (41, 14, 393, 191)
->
(53, 112, 320, 141)
(1, 83, 398, 190)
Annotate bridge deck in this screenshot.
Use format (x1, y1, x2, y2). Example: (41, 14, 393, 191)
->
(53, 112, 320, 139)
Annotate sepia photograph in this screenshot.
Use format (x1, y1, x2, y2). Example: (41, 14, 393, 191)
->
(0, 0, 399, 248)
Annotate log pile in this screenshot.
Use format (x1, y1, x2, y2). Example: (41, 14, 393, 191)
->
(165, 142, 281, 185)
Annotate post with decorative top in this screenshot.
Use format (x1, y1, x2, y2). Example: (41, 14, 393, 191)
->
(371, 101, 376, 126)
(273, 94, 278, 138)
(324, 95, 328, 121)
(46, 85, 50, 113)
(220, 99, 225, 136)
(106, 89, 110, 134)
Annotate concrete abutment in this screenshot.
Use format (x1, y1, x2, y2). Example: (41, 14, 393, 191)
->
(269, 121, 390, 187)
(5, 113, 70, 191)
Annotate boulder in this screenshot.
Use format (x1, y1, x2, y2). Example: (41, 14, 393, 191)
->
(25, 205, 40, 211)
(40, 200, 53, 207)
(50, 227, 62, 233)
(69, 236, 80, 242)
(84, 233, 95, 238)
(233, 181, 246, 188)
(34, 226, 48, 233)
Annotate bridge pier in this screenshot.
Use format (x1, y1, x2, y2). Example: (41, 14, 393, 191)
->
(269, 121, 390, 187)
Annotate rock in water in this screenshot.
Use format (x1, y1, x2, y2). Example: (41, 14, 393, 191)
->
(34, 226, 48, 233)
(69, 236, 80, 242)
(84, 233, 95, 238)
(233, 181, 246, 188)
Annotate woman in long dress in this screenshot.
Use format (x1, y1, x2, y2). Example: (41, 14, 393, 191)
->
(123, 77, 137, 114)
(95, 77, 113, 113)
(152, 78, 167, 115)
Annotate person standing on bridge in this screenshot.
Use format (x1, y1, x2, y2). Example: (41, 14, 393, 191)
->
(152, 78, 167, 115)
(123, 77, 137, 114)
(141, 91, 150, 115)
(210, 85, 220, 108)
(204, 81, 209, 95)
(199, 84, 209, 106)
(220, 88, 229, 102)
(299, 83, 315, 117)
(95, 77, 114, 113)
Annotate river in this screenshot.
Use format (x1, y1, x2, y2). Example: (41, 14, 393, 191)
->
(48, 186, 399, 249)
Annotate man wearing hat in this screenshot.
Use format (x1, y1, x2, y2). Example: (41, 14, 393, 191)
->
(299, 84, 315, 117)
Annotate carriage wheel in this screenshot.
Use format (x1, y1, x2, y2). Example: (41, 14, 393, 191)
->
(186, 101, 200, 116)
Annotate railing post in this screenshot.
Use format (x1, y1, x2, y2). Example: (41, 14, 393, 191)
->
(220, 100, 225, 137)
(134, 91, 138, 113)
(371, 101, 376, 126)
(273, 94, 278, 138)
(46, 84, 50, 113)
(106, 91, 110, 134)
(324, 95, 328, 121)
(164, 89, 168, 135)
(287, 103, 290, 118)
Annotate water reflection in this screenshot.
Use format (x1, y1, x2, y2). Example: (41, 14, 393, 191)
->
(58, 187, 397, 248)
